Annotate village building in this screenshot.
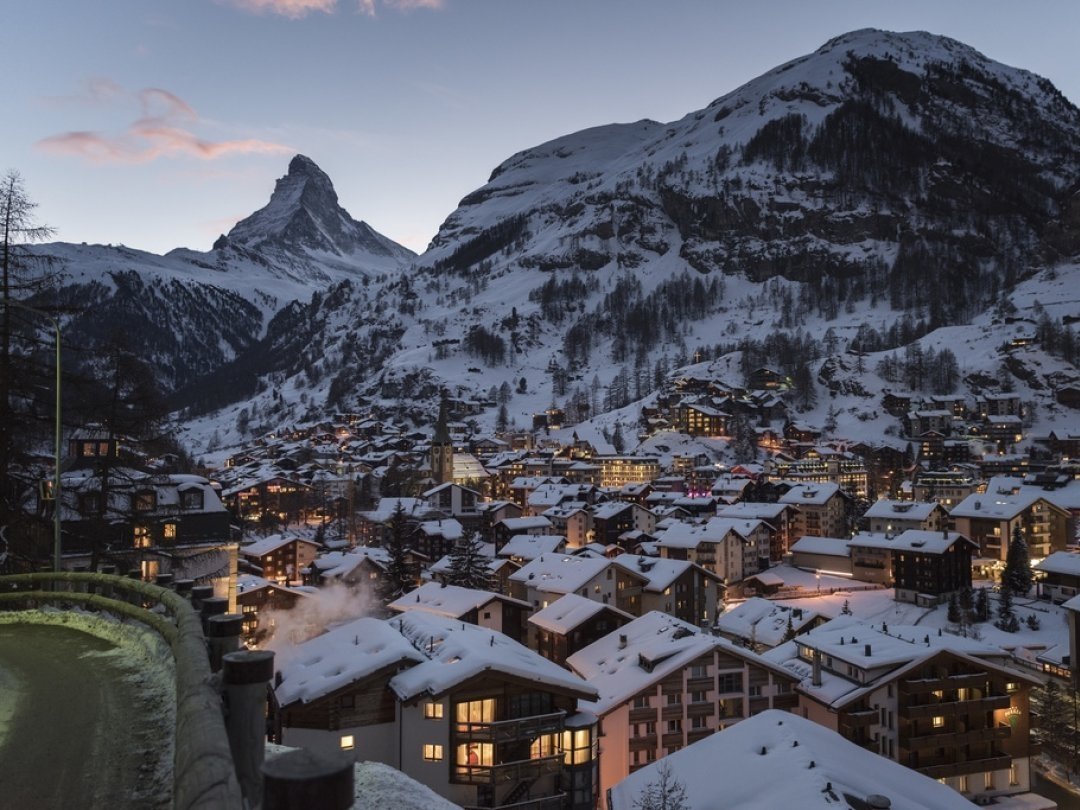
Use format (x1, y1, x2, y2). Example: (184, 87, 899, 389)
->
(388, 582, 532, 643)
(764, 616, 1040, 801)
(239, 534, 320, 586)
(847, 530, 975, 604)
(566, 611, 798, 800)
(529, 593, 634, 668)
(607, 709, 982, 810)
(274, 612, 600, 810)
(780, 482, 851, 540)
(863, 499, 948, 535)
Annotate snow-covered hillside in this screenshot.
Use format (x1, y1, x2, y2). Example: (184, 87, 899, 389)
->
(23, 30, 1080, 458)
(174, 29, 1080, 459)
(27, 155, 414, 394)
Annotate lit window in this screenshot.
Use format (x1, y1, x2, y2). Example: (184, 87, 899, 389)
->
(422, 744, 443, 761)
(984, 772, 994, 790)
(340, 735, 355, 750)
(163, 523, 177, 540)
(424, 701, 444, 720)
(134, 525, 151, 548)
(932, 716, 944, 728)
(959, 775, 968, 792)
(1006, 682, 1019, 693)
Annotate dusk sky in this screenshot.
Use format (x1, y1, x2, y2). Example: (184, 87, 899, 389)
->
(7, 0, 1080, 256)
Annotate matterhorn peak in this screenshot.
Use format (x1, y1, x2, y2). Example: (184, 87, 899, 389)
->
(221, 155, 414, 266)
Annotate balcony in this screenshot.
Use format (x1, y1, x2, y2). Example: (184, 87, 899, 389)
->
(916, 754, 1012, 780)
(455, 754, 563, 786)
(903, 725, 1011, 750)
(456, 712, 566, 744)
(901, 672, 989, 694)
(841, 710, 877, 729)
(903, 695, 1010, 719)
(629, 707, 657, 723)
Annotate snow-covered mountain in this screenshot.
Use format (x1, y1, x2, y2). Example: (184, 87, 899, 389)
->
(29, 156, 414, 394)
(30, 29, 1080, 457)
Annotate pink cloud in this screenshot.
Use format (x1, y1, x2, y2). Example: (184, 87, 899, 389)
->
(226, 0, 337, 17)
(36, 86, 291, 164)
(225, 0, 442, 17)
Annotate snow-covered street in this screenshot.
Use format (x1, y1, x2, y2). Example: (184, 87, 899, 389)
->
(0, 621, 173, 810)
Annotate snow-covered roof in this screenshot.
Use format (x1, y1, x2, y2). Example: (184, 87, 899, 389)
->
(716, 502, 790, 522)
(387, 582, 529, 618)
(311, 547, 390, 579)
(241, 534, 319, 558)
(417, 518, 464, 540)
(611, 553, 714, 591)
(714, 597, 822, 647)
(591, 501, 634, 520)
(949, 488, 1045, 520)
(528, 592, 632, 635)
(608, 709, 980, 810)
(763, 616, 1019, 708)
(780, 482, 842, 505)
(497, 534, 565, 560)
(567, 611, 790, 715)
(654, 518, 740, 550)
(850, 529, 973, 555)
(275, 617, 425, 706)
(498, 516, 553, 531)
(862, 499, 942, 521)
(386, 612, 596, 701)
(1034, 550, 1080, 577)
(508, 554, 620, 594)
(789, 536, 851, 557)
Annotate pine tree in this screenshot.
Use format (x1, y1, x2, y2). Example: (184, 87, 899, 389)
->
(446, 528, 490, 591)
(947, 592, 961, 625)
(782, 613, 796, 642)
(1002, 525, 1033, 598)
(380, 502, 415, 604)
(841, 599, 852, 616)
(974, 587, 990, 622)
(995, 586, 1019, 632)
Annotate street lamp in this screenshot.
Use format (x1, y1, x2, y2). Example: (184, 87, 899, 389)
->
(3, 301, 61, 571)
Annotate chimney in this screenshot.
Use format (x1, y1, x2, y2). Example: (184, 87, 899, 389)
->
(618, 634, 628, 649)
(812, 649, 822, 687)
(865, 796, 891, 810)
(865, 644, 872, 657)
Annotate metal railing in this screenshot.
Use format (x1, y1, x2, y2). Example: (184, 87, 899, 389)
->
(0, 572, 243, 810)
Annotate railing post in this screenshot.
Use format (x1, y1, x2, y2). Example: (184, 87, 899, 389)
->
(200, 596, 229, 635)
(207, 613, 244, 673)
(173, 579, 194, 598)
(190, 584, 215, 609)
(262, 748, 354, 810)
(223, 650, 275, 807)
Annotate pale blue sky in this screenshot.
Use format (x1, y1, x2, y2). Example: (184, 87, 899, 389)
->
(5, 0, 1079, 255)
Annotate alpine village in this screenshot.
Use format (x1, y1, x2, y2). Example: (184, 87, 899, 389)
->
(7, 25, 1080, 810)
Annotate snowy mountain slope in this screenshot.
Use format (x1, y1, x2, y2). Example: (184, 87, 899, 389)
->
(174, 29, 1080, 453)
(27, 156, 414, 394)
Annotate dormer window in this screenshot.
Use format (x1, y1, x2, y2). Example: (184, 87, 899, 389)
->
(181, 488, 204, 511)
(133, 491, 156, 512)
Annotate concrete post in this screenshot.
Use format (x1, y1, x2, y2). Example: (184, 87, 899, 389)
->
(155, 572, 174, 588)
(200, 596, 229, 635)
(262, 748, 354, 810)
(207, 613, 244, 673)
(173, 578, 194, 598)
(190, 584, 215, 609)
(223, 650, 275, 807)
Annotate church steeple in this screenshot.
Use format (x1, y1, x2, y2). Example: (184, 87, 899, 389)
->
(431, 393, 454, 485)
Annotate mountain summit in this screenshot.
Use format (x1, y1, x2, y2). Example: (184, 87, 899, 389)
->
(222, 154, 415, 266)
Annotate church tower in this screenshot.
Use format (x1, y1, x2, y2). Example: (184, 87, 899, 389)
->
(431, 395, 454, 485)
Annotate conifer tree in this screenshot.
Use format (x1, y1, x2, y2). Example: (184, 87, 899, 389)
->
(1002, 525, 1033, 597)
(380, 501, 415, 604)
(447, 527, 490, 591)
